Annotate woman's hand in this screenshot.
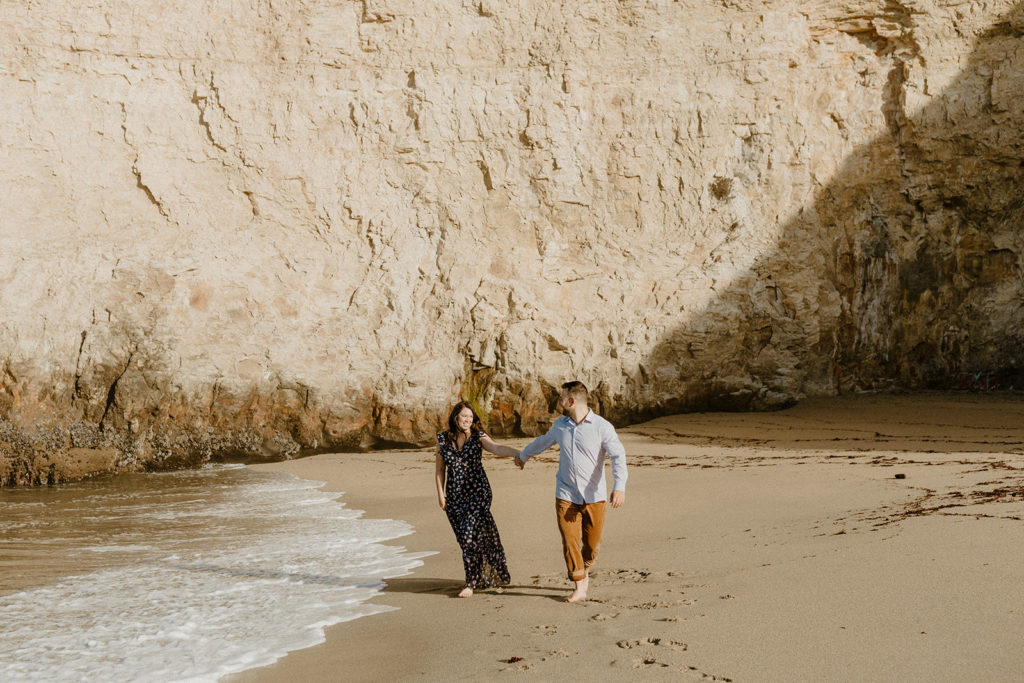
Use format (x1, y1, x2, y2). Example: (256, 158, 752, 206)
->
(438, 493, 447, 510)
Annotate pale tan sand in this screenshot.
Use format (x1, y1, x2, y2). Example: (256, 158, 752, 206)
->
(228, 394, 1024, 682)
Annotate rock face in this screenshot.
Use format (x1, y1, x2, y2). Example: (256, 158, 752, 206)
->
(2, 1, 1023, 483)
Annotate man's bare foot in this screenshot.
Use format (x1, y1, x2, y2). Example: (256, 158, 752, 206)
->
(566, 575, 589, 603)
(458, 586, 473, 598)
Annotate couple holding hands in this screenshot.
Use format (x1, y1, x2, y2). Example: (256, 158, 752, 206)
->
(434, 381, 628, 603)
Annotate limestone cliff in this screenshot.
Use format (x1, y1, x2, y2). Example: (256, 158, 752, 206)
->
(2, 1, 1022, 483)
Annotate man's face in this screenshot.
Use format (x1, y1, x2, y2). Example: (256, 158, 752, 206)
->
(558, 390, 573, 414)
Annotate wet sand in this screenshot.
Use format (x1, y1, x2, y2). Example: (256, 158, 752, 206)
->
(229, 393, 1024, 682)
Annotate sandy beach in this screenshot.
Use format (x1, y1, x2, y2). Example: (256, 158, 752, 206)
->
(229, 394, 1024, 682)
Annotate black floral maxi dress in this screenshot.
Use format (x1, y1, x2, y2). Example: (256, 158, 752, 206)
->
(438, 430, 511, 589)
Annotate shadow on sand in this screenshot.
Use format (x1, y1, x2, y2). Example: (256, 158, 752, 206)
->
(381, 576, 569, 601)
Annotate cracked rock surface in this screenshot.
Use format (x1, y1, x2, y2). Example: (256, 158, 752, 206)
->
(1, 1, 1022, 482)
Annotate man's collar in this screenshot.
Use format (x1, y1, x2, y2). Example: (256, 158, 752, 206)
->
(562, 409, 593, 425)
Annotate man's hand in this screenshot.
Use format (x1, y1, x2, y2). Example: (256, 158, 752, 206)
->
(514, 453, 525, 470)
(610, 490, 625, 509)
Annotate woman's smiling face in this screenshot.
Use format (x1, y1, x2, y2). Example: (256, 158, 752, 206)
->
(456, 407, 475, 433)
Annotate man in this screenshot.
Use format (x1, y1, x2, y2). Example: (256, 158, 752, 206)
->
(516, 381, 628, 602)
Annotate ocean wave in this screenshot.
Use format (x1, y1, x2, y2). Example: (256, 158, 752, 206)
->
(0, 466, 432, 681)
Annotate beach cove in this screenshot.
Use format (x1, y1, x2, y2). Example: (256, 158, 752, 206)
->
(232, 394, 1024, 682)
(3, 2, 1024, 679)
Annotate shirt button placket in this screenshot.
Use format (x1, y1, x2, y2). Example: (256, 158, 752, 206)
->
(570, 423, 580, 501)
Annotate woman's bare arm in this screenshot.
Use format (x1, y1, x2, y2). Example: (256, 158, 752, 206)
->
(480, 433, 520, 459)
(434, 443, 446, 510)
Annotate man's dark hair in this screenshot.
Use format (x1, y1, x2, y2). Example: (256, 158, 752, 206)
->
(561, 381, 589, 402)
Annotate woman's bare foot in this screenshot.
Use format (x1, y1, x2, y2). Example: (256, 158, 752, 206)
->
(458, 586, 474, 598)
(566, 575, 589, 603)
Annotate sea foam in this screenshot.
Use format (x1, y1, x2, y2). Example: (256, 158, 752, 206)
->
(0, 466, 431, 681)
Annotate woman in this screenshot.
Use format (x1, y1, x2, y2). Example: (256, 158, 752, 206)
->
(435, 401, 519, 597)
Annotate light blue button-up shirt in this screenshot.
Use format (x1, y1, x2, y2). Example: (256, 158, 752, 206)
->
(519, 410, 628, 504)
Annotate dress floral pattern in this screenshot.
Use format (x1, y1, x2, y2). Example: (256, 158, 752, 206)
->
(438, 429, 511, 589)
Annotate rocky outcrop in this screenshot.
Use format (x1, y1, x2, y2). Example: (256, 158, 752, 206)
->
(1, 1, 1022, 483)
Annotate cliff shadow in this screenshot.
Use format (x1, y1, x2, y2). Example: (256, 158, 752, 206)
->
(601, 4, 1024, 425)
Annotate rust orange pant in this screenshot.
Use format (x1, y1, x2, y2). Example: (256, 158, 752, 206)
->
(555, 498, 607, 581)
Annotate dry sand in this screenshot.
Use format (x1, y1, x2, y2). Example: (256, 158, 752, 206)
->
(229, 394, 1024, 682)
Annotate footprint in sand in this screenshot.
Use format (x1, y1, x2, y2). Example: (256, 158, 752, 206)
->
(617, 637, 688, 651)
(531, 624, 557, 635)
(592, 568, 678, 584)
(632, 657, 671, 668)
(528, 573, 575, 588)
(590, 612, 620, 621)
(539, 649, 576, 661)
(631, 599, 690, 609)
(528, 573, 566, 585)
(685, 665, 735, 681)
(614, 654, 732, 680)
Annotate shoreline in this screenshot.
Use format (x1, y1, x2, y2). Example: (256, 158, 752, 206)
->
(4, 389, 1022, 489)
(228, 394, 1024, 681)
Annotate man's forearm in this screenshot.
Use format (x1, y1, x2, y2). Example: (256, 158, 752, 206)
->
(609, 453, 628, 492)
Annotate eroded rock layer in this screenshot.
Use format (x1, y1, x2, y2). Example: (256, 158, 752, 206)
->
(2, 1, 1022, 482)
